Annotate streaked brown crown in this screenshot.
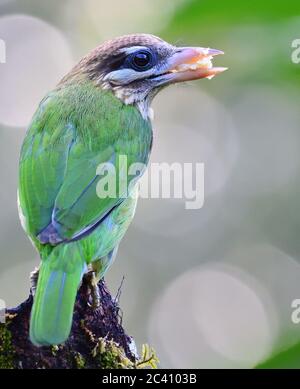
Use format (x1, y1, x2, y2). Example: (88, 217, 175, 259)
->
(93, 33, 165, 57)
(61, 34, 169, 84)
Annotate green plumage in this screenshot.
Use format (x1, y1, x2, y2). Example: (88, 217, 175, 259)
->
(18, 78, 152, 346)
(17, 32, 224, 347)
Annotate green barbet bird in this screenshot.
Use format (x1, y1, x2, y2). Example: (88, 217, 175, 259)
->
(18, 34, 226, 346)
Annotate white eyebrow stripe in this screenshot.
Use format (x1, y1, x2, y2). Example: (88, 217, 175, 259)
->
(119, 46, 150, 55)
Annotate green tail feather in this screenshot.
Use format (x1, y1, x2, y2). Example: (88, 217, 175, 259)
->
(30, 245, 86, 346)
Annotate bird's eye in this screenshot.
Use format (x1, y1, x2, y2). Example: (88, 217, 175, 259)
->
(129, 50, 154, 71)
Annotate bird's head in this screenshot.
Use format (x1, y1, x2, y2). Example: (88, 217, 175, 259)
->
(67, 34, 227, 119)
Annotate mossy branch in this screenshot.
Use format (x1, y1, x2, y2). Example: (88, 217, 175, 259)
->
(0, 279, 158, 369)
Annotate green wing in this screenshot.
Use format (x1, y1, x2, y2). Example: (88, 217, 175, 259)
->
(19, 80, 152, 244)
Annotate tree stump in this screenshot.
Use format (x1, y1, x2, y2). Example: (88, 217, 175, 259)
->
(0, 279, 158, 369)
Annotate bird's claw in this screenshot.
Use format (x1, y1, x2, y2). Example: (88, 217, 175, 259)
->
(84, 271, 101, 309)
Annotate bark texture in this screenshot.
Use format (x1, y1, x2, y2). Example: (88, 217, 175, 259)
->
(0, 279, 157, 369)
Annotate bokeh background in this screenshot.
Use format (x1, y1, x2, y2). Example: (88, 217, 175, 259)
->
(1, 0, 300, 368)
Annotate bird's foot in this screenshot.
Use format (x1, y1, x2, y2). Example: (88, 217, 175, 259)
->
(30, 267, 39, 297)
(84, 271, 101, 309)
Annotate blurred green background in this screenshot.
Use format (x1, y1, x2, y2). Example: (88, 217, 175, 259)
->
(0, 0, 300, 368)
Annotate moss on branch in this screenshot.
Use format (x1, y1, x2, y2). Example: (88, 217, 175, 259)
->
(0, 279, 158, 369)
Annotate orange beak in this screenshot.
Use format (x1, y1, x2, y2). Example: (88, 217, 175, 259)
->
(158, 46, 227, 84)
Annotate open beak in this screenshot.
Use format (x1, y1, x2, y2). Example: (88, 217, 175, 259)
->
(158, 46, 227, 85)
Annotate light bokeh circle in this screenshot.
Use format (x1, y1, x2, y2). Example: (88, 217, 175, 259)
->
(0, 14, 74, 127)
(148, 263, 277, 368)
